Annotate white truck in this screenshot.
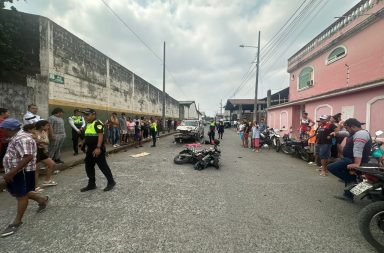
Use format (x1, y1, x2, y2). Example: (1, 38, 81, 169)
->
(174, 119, 204, 143)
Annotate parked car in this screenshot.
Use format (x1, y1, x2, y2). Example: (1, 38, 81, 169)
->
(174, 119, 204, 143)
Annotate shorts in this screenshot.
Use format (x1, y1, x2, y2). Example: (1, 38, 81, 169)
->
(36, 148, 49, 163)
(316, 144, 331, 160)
(253, 138, 260, 148)
(6, 170, 36, 197)
(243, 133, 249, 140)
(120, 130, 128, 135)
(128, 130, 135, 137)
(239, 132, 244, 140)
(134, 133, 141, 141)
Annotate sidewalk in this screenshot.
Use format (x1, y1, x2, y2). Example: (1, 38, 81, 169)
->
(0, 131, 176, 192)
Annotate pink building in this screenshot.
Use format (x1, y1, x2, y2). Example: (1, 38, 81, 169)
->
(267, 0, 384, 138)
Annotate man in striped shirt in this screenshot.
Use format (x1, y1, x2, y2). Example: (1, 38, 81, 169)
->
(0, 119, 49, 238)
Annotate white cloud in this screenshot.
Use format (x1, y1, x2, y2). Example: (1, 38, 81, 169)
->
(13, 0, 360, 116)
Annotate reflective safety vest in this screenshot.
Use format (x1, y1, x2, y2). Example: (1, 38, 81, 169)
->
(85, 120, 102, 136)
(210, 122, 215, 127)
(150, 122, 157, 132)
(72, 115, 83, 125)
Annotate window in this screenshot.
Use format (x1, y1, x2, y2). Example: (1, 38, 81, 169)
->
(326, 46, 347, 64)
(298, 66, 314, 90)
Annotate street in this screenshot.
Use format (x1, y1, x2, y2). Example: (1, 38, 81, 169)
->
(0, 129, 377, 253)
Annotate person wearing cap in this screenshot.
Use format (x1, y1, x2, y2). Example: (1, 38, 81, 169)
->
(48, 107, 66, 164)
(80, 109, 116, 192)
(328, 118, 372, 202)
(68, 109, 85, 156)
(23, 104, 41, 125)
(0, 118, 49, 238)
(315, 115, 336, 176)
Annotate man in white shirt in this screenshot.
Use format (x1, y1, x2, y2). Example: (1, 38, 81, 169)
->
(23, 104, 41, 125)
(68, 109, 85, 155)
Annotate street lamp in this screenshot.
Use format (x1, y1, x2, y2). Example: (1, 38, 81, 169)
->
(239, 31, 261, 122)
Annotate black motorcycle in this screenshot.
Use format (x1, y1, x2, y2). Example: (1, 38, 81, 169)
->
(349, 164, 384, 252)
(173, 143, 205, 165)
(193, 142, 221, 171)
(280, 135, 312, 162)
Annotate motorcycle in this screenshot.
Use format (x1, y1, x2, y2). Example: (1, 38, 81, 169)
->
(260, 128, 281, 152)
(173, 143, 205, 165)
(193, 140, 221, 171)
(349, 163, 384, 252)
(280, 134, 312, 162)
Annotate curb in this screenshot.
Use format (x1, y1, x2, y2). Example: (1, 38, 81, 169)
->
(0, 131, 176, 192)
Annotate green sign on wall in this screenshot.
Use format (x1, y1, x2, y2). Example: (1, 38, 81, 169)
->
(49, 74, 64, 84)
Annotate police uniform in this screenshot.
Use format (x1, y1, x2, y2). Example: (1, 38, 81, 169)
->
(81, 114, 115, 192)
(68, 113, 85, 155)
(150, 120, 157, 147)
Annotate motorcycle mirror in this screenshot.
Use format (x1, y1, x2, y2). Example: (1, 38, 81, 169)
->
(375, 130, 383, 137)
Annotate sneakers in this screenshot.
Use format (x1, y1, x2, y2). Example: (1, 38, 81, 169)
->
(37, 196, 49, 213)
(41, 180, 58, 187)
(103, 181, 116, 192)
(1, 223, 22, 238)
(113, 144, 120, 148)
(80, 185, 96, 192)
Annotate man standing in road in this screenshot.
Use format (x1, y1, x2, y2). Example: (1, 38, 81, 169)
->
(150, 117, 157, 147)
(68, 109, 85, 156)
(80, 109, 116, 192)
(315, 115, 336, 176)
(328, 118, 372, 202)
(0, 118, 49, 238)
(23, 104, 41, 125)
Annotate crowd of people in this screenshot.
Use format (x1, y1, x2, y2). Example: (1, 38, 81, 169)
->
(0, 105, 180, 238)
(236, 118, 267, 152)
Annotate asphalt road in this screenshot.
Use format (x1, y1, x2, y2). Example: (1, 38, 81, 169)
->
(0, 129, 377, 252)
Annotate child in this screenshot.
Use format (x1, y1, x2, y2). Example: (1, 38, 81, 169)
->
(251, 122, 260, 152)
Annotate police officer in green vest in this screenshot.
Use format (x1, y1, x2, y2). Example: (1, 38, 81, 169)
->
(68, 109, 85, 155)
(150, 117, 157, 147)
(80, 108, 116, 192)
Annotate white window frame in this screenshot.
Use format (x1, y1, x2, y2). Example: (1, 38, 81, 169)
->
(326, 45, 347, 65)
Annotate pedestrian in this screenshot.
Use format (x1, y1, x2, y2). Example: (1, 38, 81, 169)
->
(315, 115, 336, 176)
(208, 120, 216, 144)
(126, 117, 135, 144)
(48, 107, 66, 164)
(68, 109, 85, 156)
(109, 112, 120, 148)
(243, 121, 250, 148)
(23, 104, 41, 125)
(167, 118, 172, 133)
(251, 121, 260, 152)
(34, 120, 58, 190)
(79, 109, 116, 192)
(0, 107, 10, 172)
(300, 112, 315, 140)
(119, 112, 128, 145)
(328, 118, 372, 202)
(150, 117, 158, 147)
(134, 120, 142, 148)
(217, 120, 224, 139)
(157, 118, 163, 137)
(0, 118, 49, 238)
(258, 118, 267, 132)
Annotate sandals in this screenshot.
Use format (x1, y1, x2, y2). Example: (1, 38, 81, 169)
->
(37, 196, 49, 213)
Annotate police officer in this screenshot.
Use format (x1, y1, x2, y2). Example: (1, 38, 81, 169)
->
(68, 109, 85, 155)
(80, 109, 116, 192)
(150, 117, 157, 147)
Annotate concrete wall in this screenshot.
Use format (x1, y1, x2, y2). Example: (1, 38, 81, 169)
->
(179, 102, 199, 119)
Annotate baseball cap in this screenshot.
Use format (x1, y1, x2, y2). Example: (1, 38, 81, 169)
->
(82, 108, 96, 114)
(319, 115, 328, 120)
(344, 118, 364, 128)
(0, 118, 22, 130)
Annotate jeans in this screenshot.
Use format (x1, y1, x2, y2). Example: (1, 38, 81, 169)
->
(328, 157, 355, 186)
(110, 127, 119, 145)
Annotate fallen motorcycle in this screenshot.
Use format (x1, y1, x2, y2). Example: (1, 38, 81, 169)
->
(173, 143, 204, 164)
(193, 140, 221, 171)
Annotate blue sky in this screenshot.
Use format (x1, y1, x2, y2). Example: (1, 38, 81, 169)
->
(6, 0, 361, 116)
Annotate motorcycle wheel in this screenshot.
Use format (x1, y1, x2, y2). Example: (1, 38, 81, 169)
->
(299, 150, 311, 162)
(280, 144, 291, 154)
(174, 154, 192, 164)
(193, 161, 204, 170)
(358, 201, 384, 252)
(274, 138, 281, 152)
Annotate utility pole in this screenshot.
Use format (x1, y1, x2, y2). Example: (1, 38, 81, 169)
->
(162, 41, 166, 133)
(254, 31, 260, 123)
